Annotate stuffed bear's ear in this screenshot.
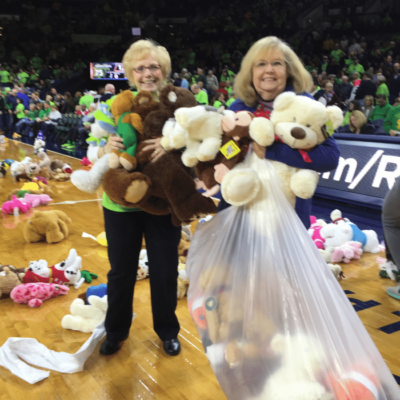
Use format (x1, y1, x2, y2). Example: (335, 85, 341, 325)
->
(273, 92, 297, 111)
(326, 106, 343, 129)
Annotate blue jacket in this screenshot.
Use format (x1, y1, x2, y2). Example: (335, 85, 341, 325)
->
(218, 86, 341, 228)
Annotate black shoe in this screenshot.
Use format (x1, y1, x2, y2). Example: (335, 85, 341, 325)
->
(99, 334, 129, 355)
(163, 338, 181, 356)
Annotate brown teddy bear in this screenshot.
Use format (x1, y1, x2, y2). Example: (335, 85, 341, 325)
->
(23, 210, 71, 244)
(103, 85, 217, 226)
(0, 265, 25, 298)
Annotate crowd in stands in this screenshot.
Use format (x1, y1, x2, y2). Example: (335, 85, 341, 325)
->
(1, 0, 400, 148)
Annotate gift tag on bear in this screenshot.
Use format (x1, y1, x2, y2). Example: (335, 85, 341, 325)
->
(220, 140, 241, 160)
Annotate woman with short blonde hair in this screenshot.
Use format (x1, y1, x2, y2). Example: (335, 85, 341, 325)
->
(123, 40, 171, 90)
(234, 36, 313, 107)
(363, 95, 374, 119)
(218, 36, 340, 228)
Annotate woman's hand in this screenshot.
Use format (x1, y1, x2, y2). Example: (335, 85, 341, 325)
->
(389, 130, 399, 137)
(139, 137, 167, 162)
(104, 134, 126, 153)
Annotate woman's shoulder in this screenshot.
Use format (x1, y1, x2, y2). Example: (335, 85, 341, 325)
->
(228, 99, 256, 112)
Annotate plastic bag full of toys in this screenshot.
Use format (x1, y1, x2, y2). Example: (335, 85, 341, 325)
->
(186, 148, 400, 400)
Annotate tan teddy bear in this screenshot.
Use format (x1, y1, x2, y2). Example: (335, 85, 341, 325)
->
(221, 92, 343, 207)
(0, 266, 24, 298)
(23, 210, 71, 244)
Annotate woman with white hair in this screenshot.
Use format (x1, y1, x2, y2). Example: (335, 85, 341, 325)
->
(376, 75, 389, 101)
(91, 40, 183, 358)
(218, 36, 341, 228)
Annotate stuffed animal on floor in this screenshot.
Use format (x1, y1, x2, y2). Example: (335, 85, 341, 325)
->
(253, 333, 330, 400)
(321, 220, 379, 253)
(0, 162, 7, 178)
(2, 195, 31, 214)
(33, 132, 46, 154)
(0, 266, 25, 298)
(23, 249, 86, 289)
(102, 85, 217, 225)
(178, 231, 191, 263)
(308, 216, 327, 250)
(23, 210, 71, 244)
(320, 242, 363, 264)
(177, 263, 189, 299)
(11, 282, 69, 307)
(138, 249, 149, 280)
(19, 193, 52, 207)
(14, 161, 42, 182)
(10, 157, 32, 179)
(222, 92, 343, 207)
(8, 180, 53, 199)
(61, 295, 108, 333)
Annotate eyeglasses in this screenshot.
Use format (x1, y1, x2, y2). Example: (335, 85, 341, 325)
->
(133, 64, 161, 74)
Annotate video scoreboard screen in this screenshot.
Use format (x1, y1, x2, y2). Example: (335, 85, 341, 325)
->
(90, 62, 127, 80)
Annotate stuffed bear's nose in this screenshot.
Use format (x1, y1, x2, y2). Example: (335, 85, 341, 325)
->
(290, 127, 306, 139)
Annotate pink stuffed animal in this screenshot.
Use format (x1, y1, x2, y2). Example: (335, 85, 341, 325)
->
(1, 195, 31, 214)
(10, 283, 69, 307)
(23, 193, 52, 207)
(329, 242, 363, 264)
(308, 216, 326, 250)
(347, 241, 363, 259)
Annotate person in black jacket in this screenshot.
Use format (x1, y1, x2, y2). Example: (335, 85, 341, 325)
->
(349, 110, 374, 134)
(355, 72, 377, 102)
(0, 92, 7, 134)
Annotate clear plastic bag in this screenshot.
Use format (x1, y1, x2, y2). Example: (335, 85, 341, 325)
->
(186, 148, 400, 400)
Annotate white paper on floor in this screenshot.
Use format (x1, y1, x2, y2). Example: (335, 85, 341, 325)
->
(0, 315, 135, 384)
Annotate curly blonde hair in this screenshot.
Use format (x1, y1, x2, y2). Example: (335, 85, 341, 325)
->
(234, 36, 313, 107)
(122, 40, 171, 87)
(349, 110, 367, 132)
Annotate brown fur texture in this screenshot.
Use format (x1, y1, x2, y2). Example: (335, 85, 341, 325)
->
(0, 267, 22, 298)
(23, 210, 71, 244)
(103, 86, 216, 225)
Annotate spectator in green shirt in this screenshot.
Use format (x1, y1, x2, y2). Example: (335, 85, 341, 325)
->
(212, 92, 226, 109)
(15, 98, 25, 123)
(348, 58, 365, 75)
(384, 105, 400, 135)
(220, 69, 233, 84)
(17, 69, 29, 85)
(225, 81, 233, 97)
(191, 84, 208, 105)
(226, 91, 237, 107)
(369, 94, 393, 121)
(330, 43, 343, 64)
(376, 76, 389, 101)
(15, 103, 37, 135)
(31, 53, 43, 70)
(79, 91, 95, 108)
(0, 66, 10, 87)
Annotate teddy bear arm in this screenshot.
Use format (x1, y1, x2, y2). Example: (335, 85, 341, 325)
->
(182, 142, 201, 167)
(249, 117, 275, 146)
(123, 113, 143, 134)
(290, 169, 319, 199)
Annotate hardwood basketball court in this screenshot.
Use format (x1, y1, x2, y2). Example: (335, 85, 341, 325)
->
(0, 140, 399, 399)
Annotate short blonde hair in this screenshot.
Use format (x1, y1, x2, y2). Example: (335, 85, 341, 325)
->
(233, 36, 313, 107)
(123, 39, 171, 87)
(350, 110, 367, 132)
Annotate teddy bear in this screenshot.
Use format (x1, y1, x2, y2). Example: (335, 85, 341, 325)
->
(70, 91, 160, 194)
(61, 295, 108, 333)
(319, 242, 363, 264)
(33, 132, 46, 154)
(320, 220, 379, 253)
(177, 263, 189, 300)
(23, 210, 71, 244)
(0, 266, 24, 298)
(102, 85, 217, 225)
(14, 161, 42, 182)
(221, 92, 343, 207)
(253, 333, 331, 400)
(11, 282, 69, 307)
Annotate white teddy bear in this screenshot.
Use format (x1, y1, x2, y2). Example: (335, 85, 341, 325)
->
(321, 220, 380, 253)
(221, 92, 343, 207)
(253, 333, 331, 400)
(61, 295, 108, 333)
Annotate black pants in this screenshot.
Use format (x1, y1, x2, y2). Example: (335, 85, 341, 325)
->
(103, 208, 181, 342)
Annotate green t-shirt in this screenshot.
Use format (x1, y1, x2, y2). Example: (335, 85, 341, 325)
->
(376, 83, 389, 101)
(187, 51, 196, 65)
(384, 106, 400, 133)
(222, 53, 231, 64)
(31, 57, 42, 69)
(39, 108, 51, 118)
(194, 90, 209, 105)
(369, 103, 392, 121)
(53, 69, 61, 79)
(226, 98, 235, 107)
(213, 100, 223, 108)
(330, 49, 343, 63)
(102, 191, 140, 212)
(28, 110, 38, 120)
(0, 70, 10, 83)
(18, 72, 29, 84)
(348, 63, 364, 75)
(16, 104, 25, 119)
